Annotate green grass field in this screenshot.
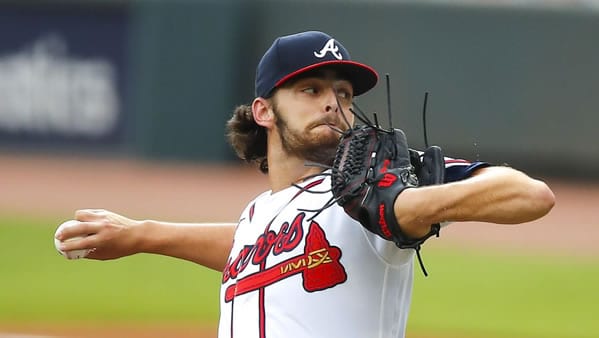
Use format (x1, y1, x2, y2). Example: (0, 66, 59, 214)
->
(0, 215, 221, 325)
(409, 248, 599, 338)
(1, 215, 598, 337)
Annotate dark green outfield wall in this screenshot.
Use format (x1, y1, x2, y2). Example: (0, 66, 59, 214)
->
(1, 1, 597, 178)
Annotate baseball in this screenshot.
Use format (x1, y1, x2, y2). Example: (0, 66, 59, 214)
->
(54, 220, 92, 260)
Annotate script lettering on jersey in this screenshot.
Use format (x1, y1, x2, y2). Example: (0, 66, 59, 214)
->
(222, 213, 305, 283)
(313, 38, 343, 60)
(222, 213, 347, 302)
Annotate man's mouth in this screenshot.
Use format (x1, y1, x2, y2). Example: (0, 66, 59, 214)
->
(313, 118, 346, 130)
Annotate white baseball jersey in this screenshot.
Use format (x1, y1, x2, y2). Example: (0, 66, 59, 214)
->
(218, 158, 488, 338)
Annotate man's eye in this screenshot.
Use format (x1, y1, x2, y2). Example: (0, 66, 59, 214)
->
(337, 89, 353, 100)
(302, 87, 316, 94)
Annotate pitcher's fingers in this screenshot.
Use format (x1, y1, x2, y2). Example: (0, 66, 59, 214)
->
(57, 233, 98, 252)
(55, 221, 99, 241)
(75, 209, 110, 221)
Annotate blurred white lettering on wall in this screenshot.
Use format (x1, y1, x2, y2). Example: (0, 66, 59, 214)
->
(0, 34, 119, 137)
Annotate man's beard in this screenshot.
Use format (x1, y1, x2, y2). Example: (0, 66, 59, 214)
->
(273, 107, 341, 167)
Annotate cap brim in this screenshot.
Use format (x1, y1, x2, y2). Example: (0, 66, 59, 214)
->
(274, 60, 378, 96)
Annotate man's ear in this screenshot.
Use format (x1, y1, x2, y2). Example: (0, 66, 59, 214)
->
(252, 97, 275, 128)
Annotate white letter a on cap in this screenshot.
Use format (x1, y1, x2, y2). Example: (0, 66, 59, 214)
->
(314, 39, 343, 60)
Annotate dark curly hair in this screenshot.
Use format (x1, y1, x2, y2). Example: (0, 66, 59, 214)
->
(226, 104, 269, 173)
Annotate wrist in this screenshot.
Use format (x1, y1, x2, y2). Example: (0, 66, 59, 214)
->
(393, 187, 438, 238)
(131, 219, 154, 254)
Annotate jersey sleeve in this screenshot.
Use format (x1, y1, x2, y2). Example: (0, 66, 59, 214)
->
(444, 158, 490, 183)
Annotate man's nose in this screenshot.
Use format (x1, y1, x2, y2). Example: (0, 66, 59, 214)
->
(324, 88, 340, 113)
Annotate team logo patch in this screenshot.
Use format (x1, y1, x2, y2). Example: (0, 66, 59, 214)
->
(313, 38, 343, 60)
(300, 222, 346, 292)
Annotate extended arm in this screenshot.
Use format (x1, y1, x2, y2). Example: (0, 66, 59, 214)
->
(394, 166, 555, 238)
(55, 209, 235, 271)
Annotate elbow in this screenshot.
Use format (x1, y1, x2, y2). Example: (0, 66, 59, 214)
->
(530, 180, 556, 219)
(541, 183, 556, 214)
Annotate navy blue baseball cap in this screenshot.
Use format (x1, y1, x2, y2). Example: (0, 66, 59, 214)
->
(255, 31, 379, 98)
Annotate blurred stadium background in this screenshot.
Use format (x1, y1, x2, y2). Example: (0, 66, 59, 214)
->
(1, 0, 598, 337)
